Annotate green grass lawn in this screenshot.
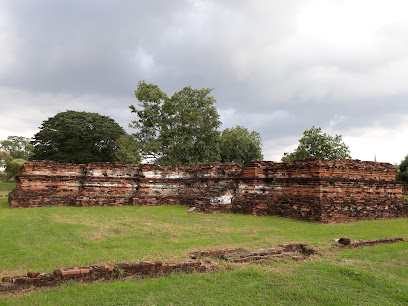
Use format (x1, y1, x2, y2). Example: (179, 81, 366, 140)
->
(1, 182, 408, 305)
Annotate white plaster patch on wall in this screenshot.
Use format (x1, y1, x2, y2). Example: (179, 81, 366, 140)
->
(254, 185, 269, 194)
(210, 190, 235, 205)
(237, 184, 282, 194)
(238, 183, 249, 189)
(196, 173, 212, 178)
(65, 182, 83, 187)
(84, 183, 139, 188)
(29, 171, 82, 176)
(87, 170, 139, 177)
(144, 183, 180, 189)
(143, 171, 189, 179)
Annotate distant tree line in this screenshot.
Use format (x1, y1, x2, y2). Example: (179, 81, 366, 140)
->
(1, 81, 264, 180)
(13, 81, 407, 182)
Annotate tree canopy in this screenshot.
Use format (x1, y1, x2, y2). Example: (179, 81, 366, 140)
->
(396, 155, 408, 183)
(4, 158, 26, 181)
(115, 134, 141, 164)
(0, 150, 11, 169)
(130, 81, 222, 165)
(31, 111, 125, 164)
(0, 136, 31, 180)
(130, 81, 167, 159)
(0, 136, 33, 160)
(220, 125, 263, 164)
(282, 126, 351, 162)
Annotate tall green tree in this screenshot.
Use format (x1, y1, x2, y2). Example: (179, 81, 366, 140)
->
(0, 151, 25, 181)
(396, 155, 408, 183)
(0, 136, 33, 160)
(130, 81, 167, 159)
(115, 134, 141, 164)
(160, 86, 221, 165)
(4, 158, 26, 181)
(220, 125, 263, 164)
(282, 126, 351, 162)
(0, 151, 11, 169)
(32, 111, 125, 164)
(130, 81, 221, 165)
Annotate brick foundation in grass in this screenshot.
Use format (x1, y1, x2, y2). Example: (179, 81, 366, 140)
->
(8, 159, 408, 223)
(1, 243, 314, 293)
(2, 238, 404, 293)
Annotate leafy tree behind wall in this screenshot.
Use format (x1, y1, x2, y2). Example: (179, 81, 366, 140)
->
(0, 137, 31, 180)
(282, 126, 351, 162)
(32, 111, 125, 164)
(160, 86, 221, 165)
(0, 136, 33, 160)
(4, 158, 26, 180)
(115, 134, 141, 164)
(396, 155, 408, 183)
(130, 81, 221, 165)
(220, 125, 263, 164)
(0, 151, 11, 169)
(130, 81, 167, 159)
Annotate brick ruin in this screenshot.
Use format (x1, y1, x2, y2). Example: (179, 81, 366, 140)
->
(2, 237, 405, 292)
(8, 159, 408, 223)
(1, 242, 316, 292)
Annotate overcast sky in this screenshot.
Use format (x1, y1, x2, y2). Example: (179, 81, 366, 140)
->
(1, 0, 407, 164)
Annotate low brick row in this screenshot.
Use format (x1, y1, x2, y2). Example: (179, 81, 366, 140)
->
(1, 261, 204, 292)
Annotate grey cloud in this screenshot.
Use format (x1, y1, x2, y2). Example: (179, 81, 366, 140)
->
(0, 0, 407, 163)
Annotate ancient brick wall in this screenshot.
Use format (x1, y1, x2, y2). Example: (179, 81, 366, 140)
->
(228, 160, 406, 222)
(9, 161, 84, 207)
(9, 161, 243, 209)
(8, 159, 408, 223)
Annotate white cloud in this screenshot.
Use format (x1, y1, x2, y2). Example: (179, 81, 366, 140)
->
(0, 86, 135, 140)
(344, 117, 408, 164)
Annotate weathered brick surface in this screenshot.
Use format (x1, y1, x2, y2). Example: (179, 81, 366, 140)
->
(226, 160, 408, 222)
(8, 161, 84, 207)
(8, 159, 408, 223)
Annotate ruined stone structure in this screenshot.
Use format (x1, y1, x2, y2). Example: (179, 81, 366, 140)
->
(9, 159, 408, 223)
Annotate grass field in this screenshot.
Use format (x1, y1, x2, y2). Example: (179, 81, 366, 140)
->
(1, 182, 408, 305)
